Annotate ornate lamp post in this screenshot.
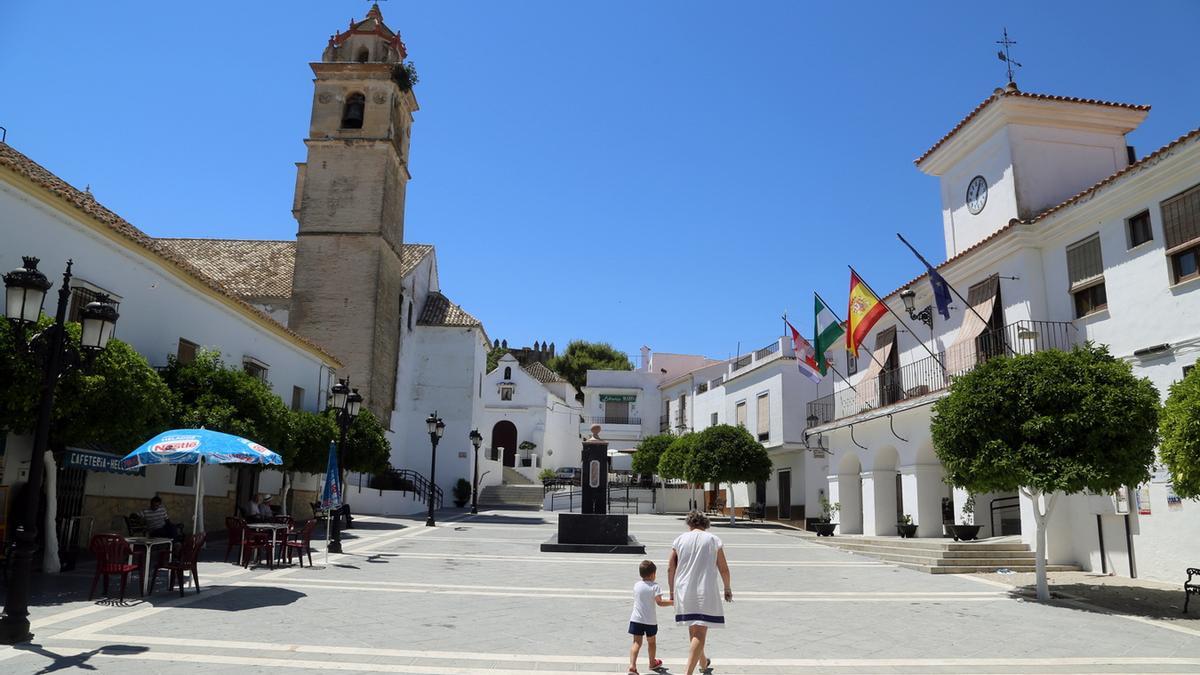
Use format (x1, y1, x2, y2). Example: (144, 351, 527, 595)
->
(468, 429, 483, 515)
(326, 378, 362, 554)
(425, 412, 445, 526)
(899, 287, 935, 353)
(0, 257, 119, 644)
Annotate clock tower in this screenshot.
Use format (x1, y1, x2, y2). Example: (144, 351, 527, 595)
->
(289, 4, 417, 421)
(916, 82, 1148, 258)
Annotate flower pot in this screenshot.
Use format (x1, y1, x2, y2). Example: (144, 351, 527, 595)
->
(947, 524, 981, 541)
(896, 523, 918, 538)
(813, 522, 837, 537)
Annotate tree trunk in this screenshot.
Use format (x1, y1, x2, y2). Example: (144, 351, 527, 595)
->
(42, 450, 60, 574)
(728, 483, 736, 524)
(1022, 487, 1057, 601)
(281, 471, 292, 517)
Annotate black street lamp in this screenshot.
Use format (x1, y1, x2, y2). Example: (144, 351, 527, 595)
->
(468, 429, 483, 515)
(899, 288, 934, 328)
(326, 378, 362, 554)
(0, 257, 119, 644)
(425, 412, 445, 526)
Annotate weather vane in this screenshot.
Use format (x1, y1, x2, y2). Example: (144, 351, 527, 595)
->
(996, 27, 1022, 85)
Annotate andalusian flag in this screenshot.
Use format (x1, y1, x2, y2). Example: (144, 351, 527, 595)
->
(813, 294, 843, 375)
(846, 268, 887, 356)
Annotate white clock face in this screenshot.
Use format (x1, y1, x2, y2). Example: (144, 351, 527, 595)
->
(966, 175, 988, 215)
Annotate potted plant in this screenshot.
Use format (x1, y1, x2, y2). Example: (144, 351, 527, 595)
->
(947, 493, 982, 541)
(896, 513, 917, 538)
(452, 478, 472, 508)
(537, 468, 556, 483)
(813, 495, 840, 536)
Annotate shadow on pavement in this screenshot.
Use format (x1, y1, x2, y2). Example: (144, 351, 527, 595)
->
(155, 585, 306, 612)
(17, 643, 148, 674)
(460, 514, 549, 525)
(1011, 582, 1200, 625)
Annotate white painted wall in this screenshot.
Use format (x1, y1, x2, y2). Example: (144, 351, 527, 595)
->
(480, 354, 582, 472)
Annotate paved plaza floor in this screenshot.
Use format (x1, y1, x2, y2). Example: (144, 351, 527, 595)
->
(2, 510, 1200, 674)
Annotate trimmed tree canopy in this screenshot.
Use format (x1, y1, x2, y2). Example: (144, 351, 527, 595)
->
(1160, 360, 1200, 498)
(0, 319, 171, 450)
(686, 424, 773, 487)
(657, 432, 697, 480)
(632, 434, 673, 476)
(339, 408, 392, 475)
(931, 343, 1159, 496)
(284, 409, 339, 474)
(546, 340, 632, 392)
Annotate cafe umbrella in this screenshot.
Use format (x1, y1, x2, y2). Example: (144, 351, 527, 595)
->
(121, 429, 283, 535)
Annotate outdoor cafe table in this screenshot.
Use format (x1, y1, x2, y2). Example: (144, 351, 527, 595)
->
(125, 536, 172, 596)
(243, 522, 290, 565)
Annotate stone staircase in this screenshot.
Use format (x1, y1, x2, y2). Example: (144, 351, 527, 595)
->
(478, 467, 543, 510)
(812, 535, 1081, 574)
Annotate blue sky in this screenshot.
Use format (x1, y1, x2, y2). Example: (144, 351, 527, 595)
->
(2, 1, 1198, 362)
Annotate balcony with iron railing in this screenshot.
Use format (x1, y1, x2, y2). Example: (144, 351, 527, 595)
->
(730, 338, 788, 378)
(587, 415, 642, 426)
(806, 320, 1076, 428)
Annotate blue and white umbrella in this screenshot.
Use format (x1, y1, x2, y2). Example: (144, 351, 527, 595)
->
(122, 429, 283, 534)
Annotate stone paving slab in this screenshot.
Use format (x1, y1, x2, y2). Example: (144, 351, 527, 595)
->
(1, 511, 1198, 673)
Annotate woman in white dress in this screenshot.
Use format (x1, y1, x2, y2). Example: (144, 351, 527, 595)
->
(668, 511, 732, 675)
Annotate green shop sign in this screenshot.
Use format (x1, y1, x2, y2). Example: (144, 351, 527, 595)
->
(599, 394, 637, 403)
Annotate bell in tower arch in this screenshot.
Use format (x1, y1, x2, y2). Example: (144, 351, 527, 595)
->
(341, 93, 365, 130)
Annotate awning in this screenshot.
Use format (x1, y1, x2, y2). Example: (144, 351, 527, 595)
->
(65, 448, 145, 476)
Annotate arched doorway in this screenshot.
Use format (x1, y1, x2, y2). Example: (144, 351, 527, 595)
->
(491, 421, 518, 468)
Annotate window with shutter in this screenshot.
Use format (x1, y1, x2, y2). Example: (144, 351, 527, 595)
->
(1126, 210, 1153, 249)
(1162, 184, 1200, 284)
(756, 394, 770, 442)
(1066, 235, 1107, 318)
(735, 401, 747, 428)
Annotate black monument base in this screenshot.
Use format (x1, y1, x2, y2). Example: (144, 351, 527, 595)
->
(540, 513, 646, 554)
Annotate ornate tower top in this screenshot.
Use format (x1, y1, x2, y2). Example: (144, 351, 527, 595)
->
(323, 3, 407, 64)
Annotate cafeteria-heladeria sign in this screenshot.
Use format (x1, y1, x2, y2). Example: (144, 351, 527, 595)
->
(65, 448, 144, 475)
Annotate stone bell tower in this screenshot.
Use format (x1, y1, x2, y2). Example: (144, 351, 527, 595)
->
(289, 3, 418, 421)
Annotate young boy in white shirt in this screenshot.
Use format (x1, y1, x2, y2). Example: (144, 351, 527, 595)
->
(628, 559, 673, 674)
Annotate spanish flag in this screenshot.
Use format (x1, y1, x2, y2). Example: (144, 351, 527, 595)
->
(846, 268, 887, 356)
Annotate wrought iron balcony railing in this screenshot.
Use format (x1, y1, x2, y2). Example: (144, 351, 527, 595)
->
(806, 320, 1076, 427)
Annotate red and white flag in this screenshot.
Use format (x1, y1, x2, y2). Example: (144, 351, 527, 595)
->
(786, 319, 822, 384)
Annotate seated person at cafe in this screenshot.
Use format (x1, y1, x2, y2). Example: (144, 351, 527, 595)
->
(142, 495, 181, 541)
(259, 494, 275, 519)
(243, 494, 263, 521)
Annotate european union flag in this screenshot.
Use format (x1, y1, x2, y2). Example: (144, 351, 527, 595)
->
(928, 266, 953, 320)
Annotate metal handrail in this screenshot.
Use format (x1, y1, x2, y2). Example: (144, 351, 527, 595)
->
(372, 468, 443, 510)
(586, 415, 642, 426)
(806, 320, 1076, 426)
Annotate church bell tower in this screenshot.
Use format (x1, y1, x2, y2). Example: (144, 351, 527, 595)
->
(289, 4, 417, 422)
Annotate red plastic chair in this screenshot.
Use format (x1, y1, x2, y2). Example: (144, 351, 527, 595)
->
(158, 532, 206, 597)
(223, 517, 245, 563)
(88, 533, 141, 601)
(285, 519, 317, 567)
(241, 528, 274, 569)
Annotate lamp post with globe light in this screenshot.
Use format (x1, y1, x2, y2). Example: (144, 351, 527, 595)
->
(326, 378, 362, 554)
(425, 412, 445, 526)
(468, 429, 483, 514)
(0, 257, 120, 644)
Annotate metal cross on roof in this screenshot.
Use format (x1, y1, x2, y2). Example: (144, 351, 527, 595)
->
(996, 27, 1022, 84)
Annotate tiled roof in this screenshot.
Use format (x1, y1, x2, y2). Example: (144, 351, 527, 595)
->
(0, 142, 342, 366)
(417, 291, 484, 330)
(886, 126, 1200, 303)
(914, 84, 1151, 166)
(522, 361, 567, 385)
(152, 240, 435, 300)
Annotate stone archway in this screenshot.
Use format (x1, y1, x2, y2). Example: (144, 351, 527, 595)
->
(831, 453, 863, 535)
(901, 444, 949, 538)
(491, 421, 518, 468)
(863, 446, 899, 535)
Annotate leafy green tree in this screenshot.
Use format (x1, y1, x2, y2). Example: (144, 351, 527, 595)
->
(1160, 360, 1200, 499)
(687, 424, 772, 523)
(657, 432, 697, 480)
(283, 409, 339, 475)
(486, 345, 509, 374)
(340, 408, 392, 475)
(546, 340, 632, 392)
(632, 434, 674, 477)
(159, 350, 290, 451)
(931, 344, 1159, 600)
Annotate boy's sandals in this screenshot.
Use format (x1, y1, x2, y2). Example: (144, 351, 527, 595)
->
(650, 658, 663, 669)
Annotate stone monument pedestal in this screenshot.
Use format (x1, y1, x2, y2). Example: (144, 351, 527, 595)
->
(540, 425, 645, 555)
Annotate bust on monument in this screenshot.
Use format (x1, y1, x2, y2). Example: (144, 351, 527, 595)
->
(587, 424, 602, 441)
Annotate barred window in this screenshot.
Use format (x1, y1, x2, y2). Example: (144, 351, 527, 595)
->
(1163, 183, 1200, 285)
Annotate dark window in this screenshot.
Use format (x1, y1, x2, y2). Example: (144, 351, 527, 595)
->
(341, 93, 365, 129)
(846, 352, 857, 375)
(407, 302, 413, 331)
(1171, 244, 1200, 285)
(177, 338, 198, 365)
(356, 48, 370, 63)
(1073, 283, 1108, 319)
(503, 366, 511, 380)
(291, 386, 305, 411)
(1184, 364, 1195, 378)
(710, 412, 718, 427)
(67, 286, 118, 324)
(1066, 235, 1107, 318)
(243, 359, 268, 382)
(174, 465, 191, 487)
(1127, 210, 1153, 249)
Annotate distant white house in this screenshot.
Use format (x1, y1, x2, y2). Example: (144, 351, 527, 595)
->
(480, 353, 581, 484)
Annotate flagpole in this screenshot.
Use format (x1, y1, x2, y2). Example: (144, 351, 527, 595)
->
(848, 266, 946, 371)
(896, 233, 1016, 357)
(814, 291, 890, 374)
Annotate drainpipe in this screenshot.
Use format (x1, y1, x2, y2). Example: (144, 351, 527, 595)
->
(1124, 514, 1137, 578)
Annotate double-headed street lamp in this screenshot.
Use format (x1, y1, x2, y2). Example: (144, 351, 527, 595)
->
(326, 378, 362, 554)
(468, 429, 483, 515)
(424, 412, 445, 526)
(0, 257, 120, 644)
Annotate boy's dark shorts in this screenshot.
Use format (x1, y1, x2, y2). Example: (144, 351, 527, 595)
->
(628, 621, 658, 637)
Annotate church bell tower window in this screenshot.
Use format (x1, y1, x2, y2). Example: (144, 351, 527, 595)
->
(356, 48, 370, 63)
(341, 93, 365, 129)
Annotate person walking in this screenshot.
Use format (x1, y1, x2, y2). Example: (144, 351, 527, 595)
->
(668, 510, 732, 675)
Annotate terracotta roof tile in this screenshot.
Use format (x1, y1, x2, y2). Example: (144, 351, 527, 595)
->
(0, 142, 342, 366)
(417, 291, 483, 330)
(914, 84, 1151, 166)
(522, 361, 567, 385)
(153, 239, 434, 302)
